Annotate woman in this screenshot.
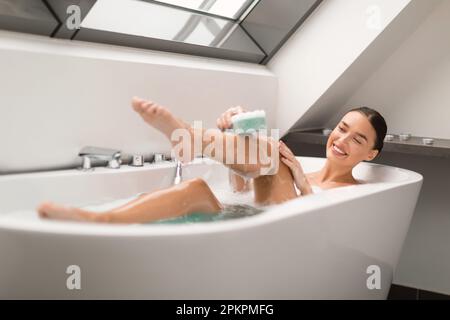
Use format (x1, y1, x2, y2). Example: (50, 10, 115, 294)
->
(37, 98, 386, 223)
(278, 106, 387, 193)
(219, 105, 387, 195)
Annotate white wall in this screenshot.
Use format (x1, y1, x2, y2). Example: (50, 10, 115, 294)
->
(326, 0, 450, 294)
(329, 0, 450, 139)
(268, 0, 413, 135)
(0, 30, 277, 173)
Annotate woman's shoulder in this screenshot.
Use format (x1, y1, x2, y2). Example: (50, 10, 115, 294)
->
(311, 180, 362, 191)
(306, 172, 364, 191)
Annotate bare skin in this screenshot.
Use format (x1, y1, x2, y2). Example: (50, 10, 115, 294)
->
(38, 178, 222, 224)
(229, 171, 252, 193)
(131, 97, 277, 178)
(37, 98, 297, 223)
(279, 111, 381, 193)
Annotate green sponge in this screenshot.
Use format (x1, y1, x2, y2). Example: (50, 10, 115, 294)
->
(231, 110, 267, 135)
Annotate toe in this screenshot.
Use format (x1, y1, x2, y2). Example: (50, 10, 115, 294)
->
(131, 97, 144, 111)
(37, 201, 53, 218)
(38, 210, 47, 218)
(142, 101, 152, 110)
(146, 103, 159, 115)
(37, 206, 46, 217)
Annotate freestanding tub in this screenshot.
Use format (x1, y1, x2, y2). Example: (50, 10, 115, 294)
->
(0, 157, 422, 299)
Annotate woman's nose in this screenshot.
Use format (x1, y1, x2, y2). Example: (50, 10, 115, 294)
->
(338, 134, 351, 144)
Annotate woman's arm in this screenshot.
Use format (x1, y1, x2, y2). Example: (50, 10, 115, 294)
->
(279, 141, 313, 196)
(229, 170, 252, 192)
(217, 106, 253, 192)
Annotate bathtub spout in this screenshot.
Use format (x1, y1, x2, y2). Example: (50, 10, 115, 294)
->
(79, 146, 122, 170)
(173, 161, 182, 185)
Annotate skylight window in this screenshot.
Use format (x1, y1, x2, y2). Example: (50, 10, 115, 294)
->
(82, 0, 193, 42)
(153, 0, 257, 19)
(0, 0, 323, 64)
(81, 0, 260, 53)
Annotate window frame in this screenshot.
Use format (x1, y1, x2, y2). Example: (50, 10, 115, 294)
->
(0, 0, 323, 65)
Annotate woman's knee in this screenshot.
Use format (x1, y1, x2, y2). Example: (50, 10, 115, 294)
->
(185, 177, 210, 190)
(184, 178, 222, 210)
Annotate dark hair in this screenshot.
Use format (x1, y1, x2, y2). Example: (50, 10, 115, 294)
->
(347, 107, 387, 152)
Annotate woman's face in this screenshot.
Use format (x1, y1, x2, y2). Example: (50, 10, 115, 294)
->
(326, 111, 379, 167)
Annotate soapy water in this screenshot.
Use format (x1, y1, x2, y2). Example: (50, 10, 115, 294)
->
(152, 204, 264, 224)
(84, 184, 264, 225)
(1, 184, 265, 225)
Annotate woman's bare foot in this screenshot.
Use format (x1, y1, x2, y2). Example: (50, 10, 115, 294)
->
(37, 202, 106, 223)
(132, 97, 199, 161)
(132, 97, 188, 141)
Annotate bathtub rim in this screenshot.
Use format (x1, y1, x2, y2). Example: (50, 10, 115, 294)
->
(0, 157, 423, 237)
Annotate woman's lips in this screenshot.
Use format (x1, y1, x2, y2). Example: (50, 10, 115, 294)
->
(331, 143, 348, 157)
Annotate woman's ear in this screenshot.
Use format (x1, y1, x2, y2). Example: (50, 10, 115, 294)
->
(366, 149, 379, 162)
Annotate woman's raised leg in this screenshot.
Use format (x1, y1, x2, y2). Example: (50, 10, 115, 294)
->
(132, 97, 276, 178)
(131, 97, 298, 205)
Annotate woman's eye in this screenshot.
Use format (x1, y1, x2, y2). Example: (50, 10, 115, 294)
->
(354, 138, 362, 144)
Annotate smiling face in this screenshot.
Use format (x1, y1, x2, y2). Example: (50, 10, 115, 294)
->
(326, 111, 380, 168)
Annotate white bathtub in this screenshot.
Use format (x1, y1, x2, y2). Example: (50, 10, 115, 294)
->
(0, 157, 422, 299)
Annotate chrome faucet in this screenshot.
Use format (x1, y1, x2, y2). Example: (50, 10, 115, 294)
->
(79, 146, 121, 170)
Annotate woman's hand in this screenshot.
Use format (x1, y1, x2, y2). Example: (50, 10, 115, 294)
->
(279, 141, 313, 195)
(216, 106, 247, 131)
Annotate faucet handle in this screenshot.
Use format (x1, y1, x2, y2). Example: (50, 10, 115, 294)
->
(107, 156, 121, 169)
(153, 153, 166, 163)
(80, 156, 93, 171)
(130, 154, 144, 167)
